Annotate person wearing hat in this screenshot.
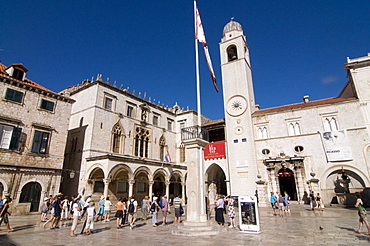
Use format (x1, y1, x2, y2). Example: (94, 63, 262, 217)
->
(151, 197, 159, 227)
(50, 193, 63, 229)
(41, 197, 49, 222)
(84, 201, 96, 235)
(70, 196, 82, 237)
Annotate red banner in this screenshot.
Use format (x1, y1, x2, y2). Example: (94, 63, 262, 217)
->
(204, 141, 226, 160)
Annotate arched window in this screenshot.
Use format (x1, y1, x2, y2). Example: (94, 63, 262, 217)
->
(134, 127, 150, 158)
(159, 136, 166, 161)
(112, 124, 124, 153)
(324, 117, 338, 131)
(257, 126, 268, 139)
(289, 122, 301, 136)
(227, 45, 238, 62)
(179, 143, 185, 162)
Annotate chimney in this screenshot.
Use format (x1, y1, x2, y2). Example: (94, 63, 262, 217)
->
(303, 95, 309, 103)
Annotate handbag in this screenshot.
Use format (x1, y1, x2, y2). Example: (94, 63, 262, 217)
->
(179, 204, 184, 214)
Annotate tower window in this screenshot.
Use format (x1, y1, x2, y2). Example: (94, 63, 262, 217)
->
(227, 45, 238, 62)
(294, 146, 304, 153)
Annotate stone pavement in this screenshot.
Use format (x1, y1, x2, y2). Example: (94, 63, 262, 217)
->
(0, 203, 369, 246)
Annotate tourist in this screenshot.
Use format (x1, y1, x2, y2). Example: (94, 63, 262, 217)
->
(316, 193, 324, 211)
(96, 196, 105, 221)
(50, 193, 63, 229)
(61, 195, 70, 220)
(127, 196, 138, 229)
(354, 192, 370, 235)
(284, 191, 291, 213)
(41, 197, 49, 222)
(0, 195, 13, 232)
(278, 194, 285, 217)
(151, 197, 159, 227)
(121, 197, 128, 226)
(173, 194, 183, 224)
(141, 195, 150, 220)
(309, 191, 316, 211)
(215, 195, 225, 227)
(104, 196, 113, 222)
(226, 195, 236, 228)
(85, 201, 96, 235)
(270, 192, 278, 216)
(161, 195, 169, 225)
(115, 198, 124, 229)
(70, 196, 81, 237)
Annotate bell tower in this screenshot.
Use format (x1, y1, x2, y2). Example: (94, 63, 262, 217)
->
(220, 20, 258, 196)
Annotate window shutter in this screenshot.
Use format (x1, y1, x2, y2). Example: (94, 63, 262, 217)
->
(9, 127, 22, 150)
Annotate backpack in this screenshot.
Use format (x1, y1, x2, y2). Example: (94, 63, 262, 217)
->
(159, 200, 163, 208)
(150, 203, 156, 212)
(128, 200, 135, 213)
(52, 200, 58, 208)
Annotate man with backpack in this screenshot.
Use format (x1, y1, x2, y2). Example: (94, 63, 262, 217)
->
(127, 196, 137, 229)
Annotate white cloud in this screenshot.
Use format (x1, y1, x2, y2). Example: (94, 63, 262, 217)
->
(321, 75, 337, 85)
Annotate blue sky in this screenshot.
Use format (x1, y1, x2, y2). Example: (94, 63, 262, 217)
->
(2, 1, 370, 120)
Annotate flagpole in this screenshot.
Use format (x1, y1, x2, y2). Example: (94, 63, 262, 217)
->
(194, 0, 206, 222)
(194, 0, 201, 128)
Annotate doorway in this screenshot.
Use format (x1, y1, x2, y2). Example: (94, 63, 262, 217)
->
(19, 182, 42, 212)
(278, 168, 297, 200)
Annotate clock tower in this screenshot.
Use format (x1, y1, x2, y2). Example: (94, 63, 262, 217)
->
(220, 20, 258, 196)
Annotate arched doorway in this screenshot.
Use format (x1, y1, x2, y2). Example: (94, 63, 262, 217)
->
(89, 167, 105, 194)
(206, 164, 227, 201)
(169, 173, 182, 201)
(153, 173, 166, 198)
(134, 171, 149, 202)
(278, 168, 297, 200)
(111, 169, 129, 200)
(19, 182, 42, 212)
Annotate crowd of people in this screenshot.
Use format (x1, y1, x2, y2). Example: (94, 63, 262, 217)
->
(269, 191, 292, 217)
(214, 195, 236, 228)
(36, 193, 184, 237)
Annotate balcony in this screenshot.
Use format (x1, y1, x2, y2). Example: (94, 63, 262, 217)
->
(181, 125, 209, 142)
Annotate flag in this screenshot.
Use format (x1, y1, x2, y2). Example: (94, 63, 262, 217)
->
(195, 4, 219, 92)
(165, 148, 171, 163)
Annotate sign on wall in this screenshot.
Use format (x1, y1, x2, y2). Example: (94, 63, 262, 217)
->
(321, 130, 353, 161)
(238, 196, 260, 233)
(204, 141, 226, 160)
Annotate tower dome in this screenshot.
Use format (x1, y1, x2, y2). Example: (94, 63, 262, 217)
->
(222, 19, 243, 36)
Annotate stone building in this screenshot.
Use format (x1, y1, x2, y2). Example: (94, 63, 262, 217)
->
(203, 20, 370, 207)
(59, 78, 210, 203)
(0, 63, 74, 214)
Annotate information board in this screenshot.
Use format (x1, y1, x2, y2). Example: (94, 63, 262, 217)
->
(238, 196, 260, 233)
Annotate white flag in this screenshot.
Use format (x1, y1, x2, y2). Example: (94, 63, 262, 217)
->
(195, 3, 218, 92)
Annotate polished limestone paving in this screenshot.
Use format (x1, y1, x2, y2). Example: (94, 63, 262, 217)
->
(0, 203, 369, 245)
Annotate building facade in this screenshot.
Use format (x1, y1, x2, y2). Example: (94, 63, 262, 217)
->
(204, 20, 370, 207)
(0, 63, 73, 214)
(59, 78, 210, 203)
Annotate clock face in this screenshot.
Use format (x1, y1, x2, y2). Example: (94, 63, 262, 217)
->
(226, 95, 247, 116)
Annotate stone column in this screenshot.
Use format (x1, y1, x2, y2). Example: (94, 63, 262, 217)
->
(267, 167, 277, 193)
(128, 179, 135, 198)
(182, 138, 208, 223)
(165, 180, 170, 198)
(255, 178, 267, 207)
(181, 181, 186, 204)
(149, 181, 154, 200)
(294, 167, 305, 203)
(103, 179, 111, 199)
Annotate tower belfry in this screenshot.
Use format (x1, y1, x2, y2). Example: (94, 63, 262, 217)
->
(220, 20, 258, 196)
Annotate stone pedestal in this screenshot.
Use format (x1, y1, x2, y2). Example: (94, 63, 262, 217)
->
(256, 179, 268, 207)
(172, 137, 220, 235)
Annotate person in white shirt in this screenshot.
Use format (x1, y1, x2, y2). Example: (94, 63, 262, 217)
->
(104, 197, 114, 222)
(85, 201, 96, 235)
(70, 197, 81, 237)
